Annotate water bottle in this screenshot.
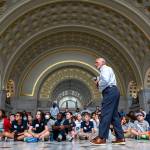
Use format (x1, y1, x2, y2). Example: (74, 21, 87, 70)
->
(24, 137, 39, 143)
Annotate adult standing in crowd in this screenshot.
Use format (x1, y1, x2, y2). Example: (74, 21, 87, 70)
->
(50, 102, 59, 119)
(90, 58, 125, 145)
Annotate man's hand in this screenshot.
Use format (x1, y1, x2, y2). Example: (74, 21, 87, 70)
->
(59, 125, 65, 130)
(94, 80, 99, 88)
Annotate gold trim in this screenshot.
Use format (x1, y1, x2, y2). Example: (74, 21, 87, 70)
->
(20, 60, 99, 96)
(19, 48, 100, 96)
(0, 0, 150, 40)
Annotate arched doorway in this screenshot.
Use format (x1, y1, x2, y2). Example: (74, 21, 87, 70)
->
(51, 79, 92, 111)
(37, 67, 100, 111)
(59, 96, 82, 109)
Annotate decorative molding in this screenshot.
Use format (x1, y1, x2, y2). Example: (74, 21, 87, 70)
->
(0, 1, 149, 68)
(20, 60, 99, 97)
(38, 67, 100, 104)
(0, 0, 6, 16)
(144, 67, 150, 88)
(0, 0, 149, 98)
(9, 31, 135, 82)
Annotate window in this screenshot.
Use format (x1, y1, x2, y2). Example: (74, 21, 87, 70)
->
(59, 96, 82, 109)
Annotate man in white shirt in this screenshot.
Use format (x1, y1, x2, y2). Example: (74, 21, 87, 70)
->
(90, 58, 125, 145)
(50, 103, 59, 119)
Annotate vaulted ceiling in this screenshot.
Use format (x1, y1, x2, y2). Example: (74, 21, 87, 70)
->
(0, 0, 150, 97)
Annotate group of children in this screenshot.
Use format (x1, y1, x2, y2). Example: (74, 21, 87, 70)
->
(0, 110, 49, 141)
(121, 111, 150, 140)
(0, 109, 99, 142)
(0, 108, 150, 142)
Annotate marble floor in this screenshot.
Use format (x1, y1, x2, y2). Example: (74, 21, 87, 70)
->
(0, 139, 150, 150)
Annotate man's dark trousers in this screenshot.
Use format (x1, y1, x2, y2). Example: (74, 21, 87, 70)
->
(99, 86, 124, 139)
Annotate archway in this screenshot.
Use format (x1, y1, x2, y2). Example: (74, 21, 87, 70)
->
(51, 79, 92, 110)
(37, 66, 100, 111)
(59, 97, 82, 110)
(0, 0, 149, 112)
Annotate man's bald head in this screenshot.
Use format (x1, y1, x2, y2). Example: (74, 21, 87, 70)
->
(96, 58, 106, 65)
(95, 58, 106, 69)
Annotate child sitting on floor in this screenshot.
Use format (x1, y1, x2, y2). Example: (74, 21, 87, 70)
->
(78, 113, 95, 140)
(131, 111, 150, 140)
(24, 110, 49, 141)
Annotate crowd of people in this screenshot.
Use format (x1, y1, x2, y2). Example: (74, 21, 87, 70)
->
(0, 106, 150, 143)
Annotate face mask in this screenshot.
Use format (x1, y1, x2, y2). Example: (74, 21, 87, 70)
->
(23, 116, 27, 120)
(45, 115, 50, 119)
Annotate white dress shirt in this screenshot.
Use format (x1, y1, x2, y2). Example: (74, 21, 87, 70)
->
(97, 65, 117, 91)
(50, 107, 59, 118)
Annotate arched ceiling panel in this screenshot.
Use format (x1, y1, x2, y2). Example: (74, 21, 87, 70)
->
(0, 0, 149, 93)
(0, 1, 149, 82)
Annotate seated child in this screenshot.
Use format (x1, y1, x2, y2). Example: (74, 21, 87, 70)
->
(47, 113, 55, 141)
(131, 111, 150, 139)
(0, 109, 11, 140)
(121, 116, 134, 138)
(78, 113, 95, 140)
(52, 112, 76, 142)
(74, 113, 82, 138)
(25, 110, 49, 141)
(4, 112, 27, 141)
(90, 112, 99, 133)
(63, 112, 76, 141)
(52, 113, 65, 141)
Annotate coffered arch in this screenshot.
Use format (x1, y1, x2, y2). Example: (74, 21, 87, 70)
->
(0, 0, 150, 35)
(0, 0, 149, 89)
(18, 55, 125, 98)
(38, 67, 100, 104)
(4, 28, 142, 97)
(7, 28, 138, 83)
(0, 0, 149, 102)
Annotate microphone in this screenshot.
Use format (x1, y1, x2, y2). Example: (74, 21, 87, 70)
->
(92, 77, 99, 88)
(92, 77, 97, 81)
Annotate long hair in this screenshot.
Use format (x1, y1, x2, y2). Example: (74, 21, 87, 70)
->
(35, 110, 45, 121)
(0, 109, 6, 118)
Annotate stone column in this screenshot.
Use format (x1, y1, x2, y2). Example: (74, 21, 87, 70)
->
(139, 88, 150, 113)
(0, 90, 6, 109)
(119, 96, 129, 112)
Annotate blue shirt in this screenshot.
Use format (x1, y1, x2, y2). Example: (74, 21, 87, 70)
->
(97, 65, 117, 91)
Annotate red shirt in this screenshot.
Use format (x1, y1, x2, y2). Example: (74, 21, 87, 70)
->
(3, 118, 11, 132)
